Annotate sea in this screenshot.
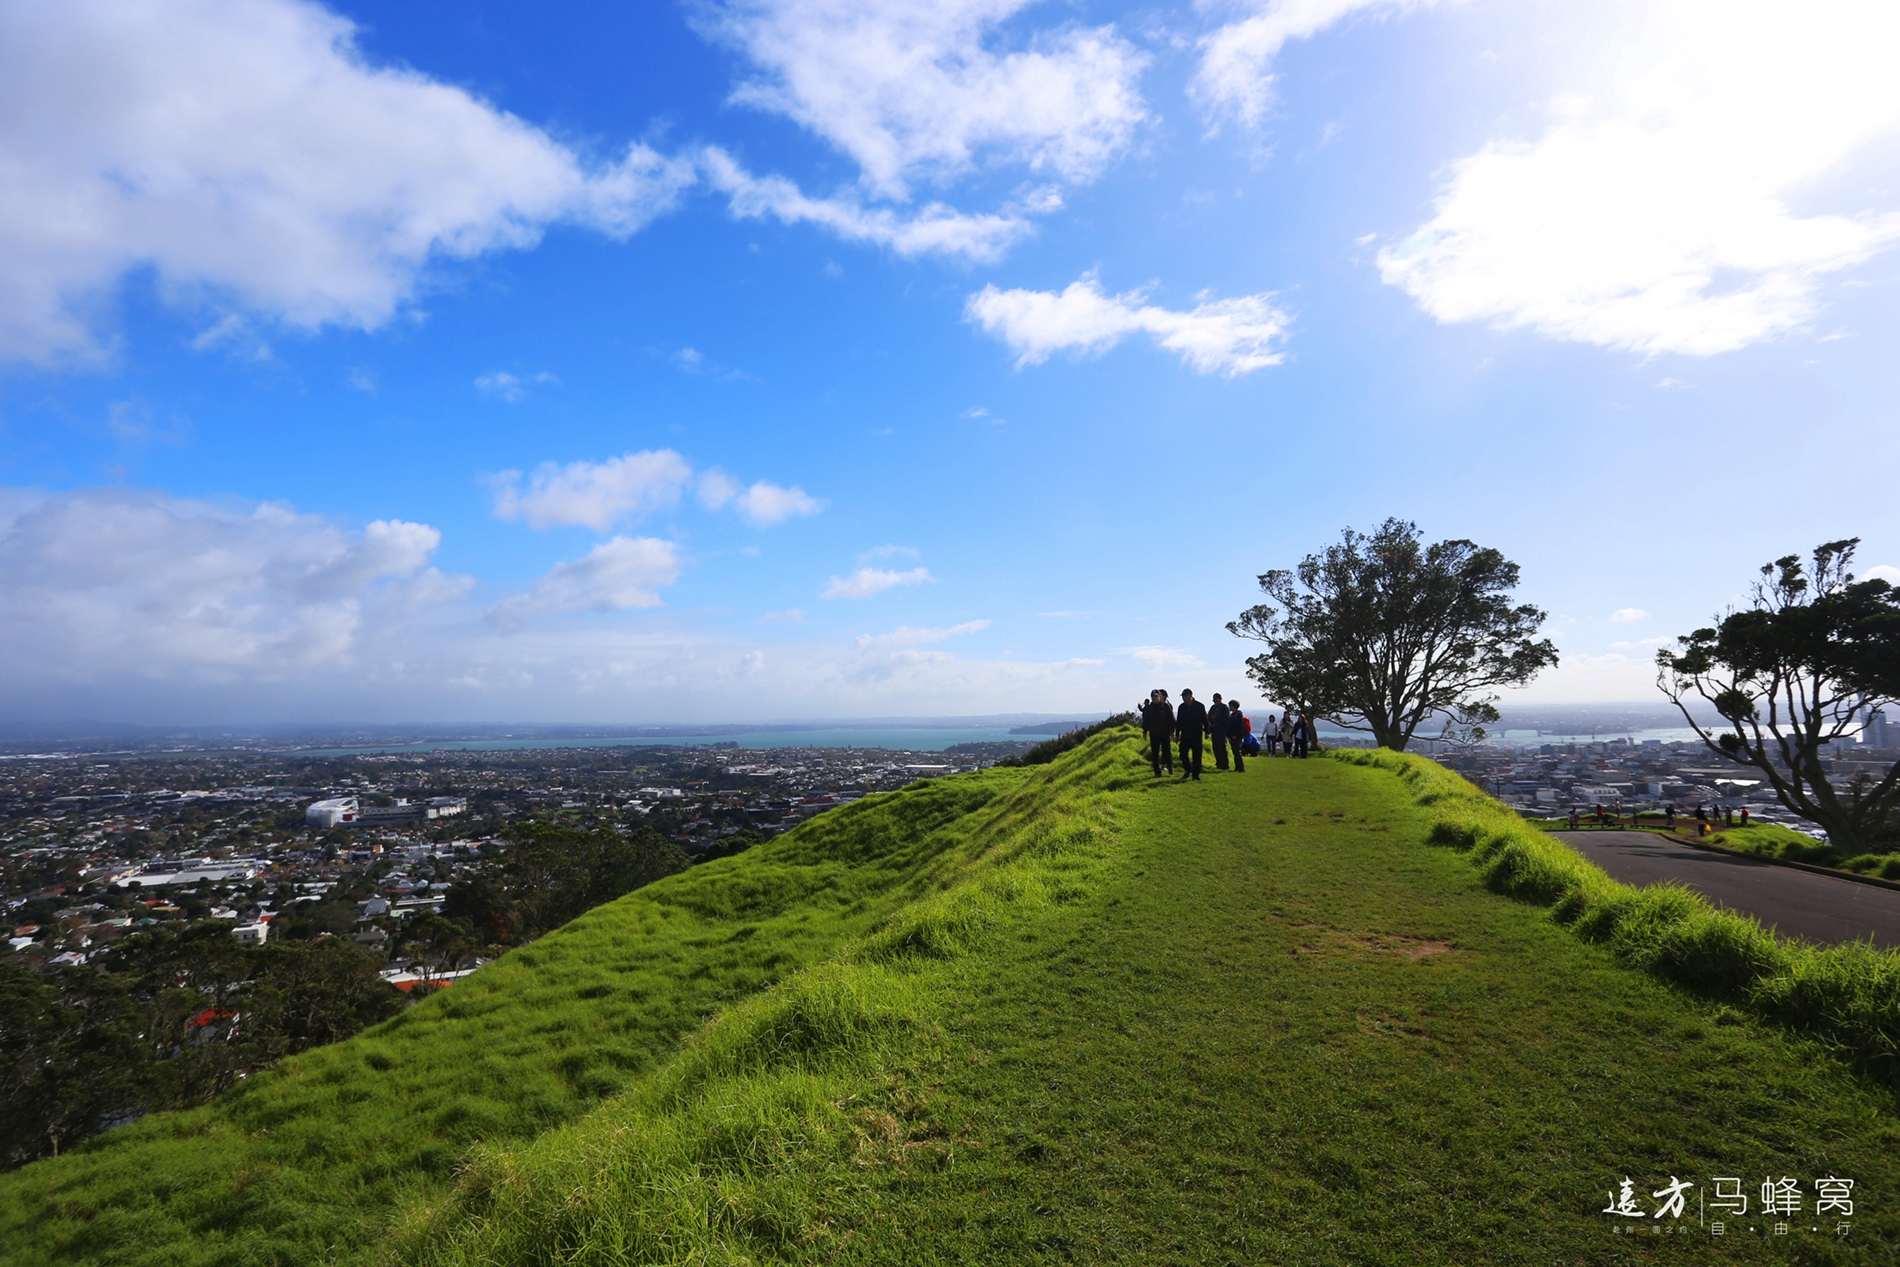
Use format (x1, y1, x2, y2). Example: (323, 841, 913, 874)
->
(289, 727, 1038, 758)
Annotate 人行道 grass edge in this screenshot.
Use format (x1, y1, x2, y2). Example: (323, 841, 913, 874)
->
(1331, 745, 1900, 1082)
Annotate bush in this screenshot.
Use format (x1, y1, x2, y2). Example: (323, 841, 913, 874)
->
(1333, 747, 1900, 1081)
(1004, 714, 1137, 767)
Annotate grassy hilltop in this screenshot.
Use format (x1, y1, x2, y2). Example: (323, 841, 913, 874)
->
(4, 729, 1898, 1265)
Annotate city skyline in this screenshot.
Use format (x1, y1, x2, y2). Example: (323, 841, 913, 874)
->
(3, 0, 1897, 725)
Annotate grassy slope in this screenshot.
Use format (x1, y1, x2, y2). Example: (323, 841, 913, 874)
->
(9, 733, 1899, 1265)
(0, 766, 1083, 1266)
(406, 736, 1900, 1265)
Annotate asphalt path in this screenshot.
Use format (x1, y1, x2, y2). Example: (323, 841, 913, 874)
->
(1552, 831, 1900, 950)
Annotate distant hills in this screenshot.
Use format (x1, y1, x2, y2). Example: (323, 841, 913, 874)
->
(1007, 719, 1103, 735)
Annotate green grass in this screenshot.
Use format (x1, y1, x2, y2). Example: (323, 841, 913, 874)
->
(0, 764, 1107, 1266)
(401, 738, 1898, 1265)
(1698, 824, 1900, 880)
(1345, 749, 1900, 1078)
(1533, 814, 1900, 880)
(7, 732, 1899, 1265)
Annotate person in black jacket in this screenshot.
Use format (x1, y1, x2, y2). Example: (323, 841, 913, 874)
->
(1227, 699, 1247, 772)
(1142, 690, 1174, 776)
(1175, 689, 1208, 780)
(1208, 694, 1231, 771)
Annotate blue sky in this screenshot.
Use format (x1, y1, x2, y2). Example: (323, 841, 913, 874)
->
(1, 0, 1896, 724)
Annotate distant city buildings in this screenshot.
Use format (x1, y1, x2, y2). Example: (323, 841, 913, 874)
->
(304, 796, 467, 828)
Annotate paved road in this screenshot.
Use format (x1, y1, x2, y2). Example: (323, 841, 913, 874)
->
(1552, 831, 1900, 950)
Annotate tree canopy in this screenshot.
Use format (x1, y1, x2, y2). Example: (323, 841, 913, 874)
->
(1657, 539, 1900, 853)
(1229, 519, 1557, 751)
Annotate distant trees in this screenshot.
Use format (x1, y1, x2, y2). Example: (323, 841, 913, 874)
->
(0, 821, 691, 1173)
(1657, 539, 1900, 853)
(442, 823, 688, 946)
(1230, 519, 1558, 751)
(1, 931, 402, 1170)
(0, 962, 150, 1167)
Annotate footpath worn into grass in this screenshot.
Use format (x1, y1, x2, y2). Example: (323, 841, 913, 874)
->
(7, 732, 1899, 1265)
(405, 738, 1899, 1266)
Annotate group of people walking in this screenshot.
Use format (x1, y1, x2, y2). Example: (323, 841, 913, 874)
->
(1137, 690, 1320, 780)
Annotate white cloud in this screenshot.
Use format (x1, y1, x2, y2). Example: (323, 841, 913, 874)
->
(1379, 0, 1900, 355)
(0, 0, 696, 367)
(700, 148, 1030, 262)
(0, 485, 1202, 720)
(705, 0, 1149, 200)
(0, 487, 467, 681)
(494, 453, 822, 533)
(1866, 564, 1900, 585)
(734, 481, 825, 526)
(966, 274, 1290, 375)
(1610, 607, 1648, 623)
(696, 469, 824, 525)
(822, 566, 934, 599)
(475, 371, 558, 403)
(1193, 0, 1428, 130)
(487, 536, 683, 630)
(490, 451, 695, 532)
(855, 620, 990, 649)
(861, 544, 920, 562)
(1124, 645, 1206, 671)
(695, 468, 743, 511)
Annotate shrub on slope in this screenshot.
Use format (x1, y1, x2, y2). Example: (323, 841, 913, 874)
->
(0, 753, 1134, 1267)
(1006, 713, 1135, 766)
(1333, 747, 1900, 1080)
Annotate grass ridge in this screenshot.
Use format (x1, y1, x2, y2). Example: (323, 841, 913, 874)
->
(383, 730, 1136, 1265)
(0, 743, 1119, 1267)
(1332, 746, 1900, 1079)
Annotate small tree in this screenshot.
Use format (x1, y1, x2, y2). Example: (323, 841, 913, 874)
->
(1229, 518, 1557, 750)
(1656, 539, 1900, 853)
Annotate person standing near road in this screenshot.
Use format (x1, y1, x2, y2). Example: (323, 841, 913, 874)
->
(1143, 690, 1175, 777)
(1176, 689, 1208, 781)
(1208, 694, 1232, 771)
(1227, 700, 1248, 772)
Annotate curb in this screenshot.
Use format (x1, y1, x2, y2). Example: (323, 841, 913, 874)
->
(1656, 832, 1900, 894)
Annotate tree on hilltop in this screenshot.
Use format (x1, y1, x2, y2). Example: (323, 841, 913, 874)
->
(1657, 538, 1900, 853)
(1229, 518, 1557, 751)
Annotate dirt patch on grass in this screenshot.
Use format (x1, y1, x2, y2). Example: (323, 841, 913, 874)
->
(1359, 935, 1454, 960)
(1266, 912, 1456, 961)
